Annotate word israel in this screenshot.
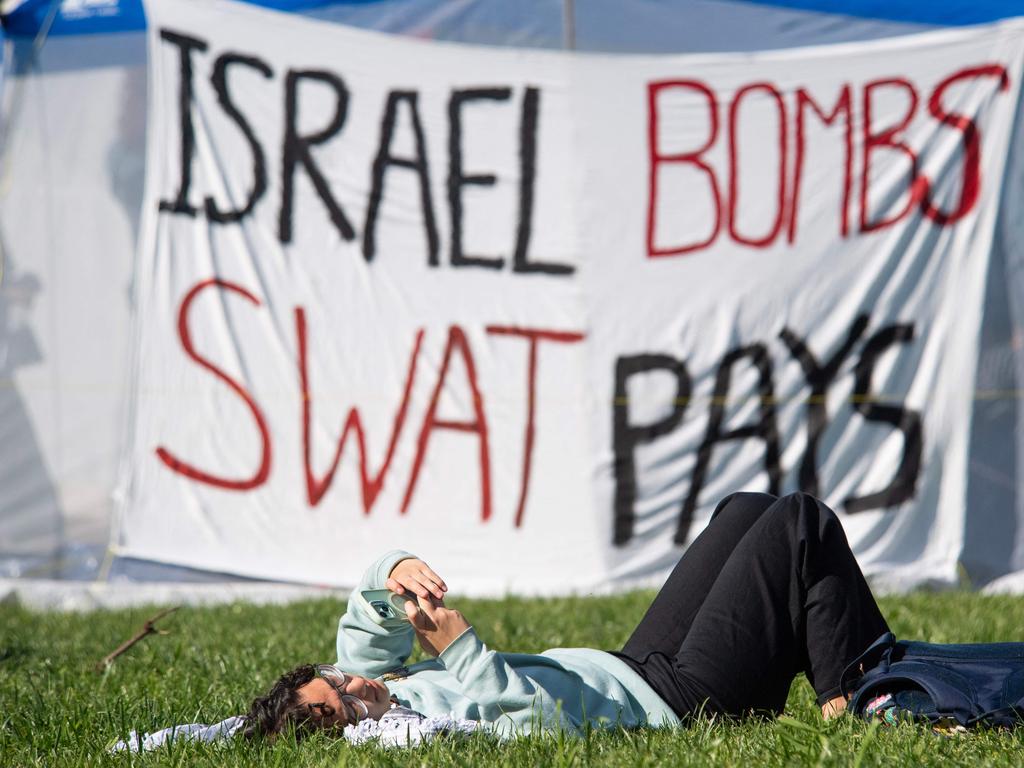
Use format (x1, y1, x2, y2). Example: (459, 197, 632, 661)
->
(156, 29, 572, 276)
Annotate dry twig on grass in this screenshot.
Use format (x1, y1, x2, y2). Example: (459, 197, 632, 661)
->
(95, 606, 180, 672)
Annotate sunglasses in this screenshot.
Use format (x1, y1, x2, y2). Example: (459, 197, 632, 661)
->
(314, 664, 370, 724)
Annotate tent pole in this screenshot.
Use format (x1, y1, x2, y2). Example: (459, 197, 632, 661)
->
(562, 0, 575, 51)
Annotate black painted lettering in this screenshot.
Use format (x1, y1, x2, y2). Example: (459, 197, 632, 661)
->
(363, 91, 440, 265)
(845, 323, 923, 513)
(279, 69, 354, 244)
(448, 87, 511, 269)
(158, 29, 208, 216)
(512, 87, 573, 275)
(206, 53, 273, 223)
(678, 344, 781, 543)
(612, 354, 691, 546)
(780, 314, 868, 496)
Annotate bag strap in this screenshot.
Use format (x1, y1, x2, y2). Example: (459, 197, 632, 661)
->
(973, 704, 1024, 727)
(841, 632, 896, 698)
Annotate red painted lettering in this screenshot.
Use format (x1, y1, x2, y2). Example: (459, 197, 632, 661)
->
(155, 278, 272, 490)
(485, 325, 585, 527)
(646, 80, 721, 257)
(790, 85, 853, 241)
(727, 82, 788, 248)
(297, 308, 424, 510)
(860, 77, 927, 232)
(402, 326, 492, 521)
(923, 64, 1010, 225)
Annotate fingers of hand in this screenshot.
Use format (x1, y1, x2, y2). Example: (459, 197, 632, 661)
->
(417, 596, 446, 629)
(405, 568, 444, 600)
(388, 559, 448, 599)
(411, 610, 432, 632)
(402, 598, 419, 623)
(390, 575, 426, 599)
(417, 565, 448, 598)
(415, 593, 435, 616)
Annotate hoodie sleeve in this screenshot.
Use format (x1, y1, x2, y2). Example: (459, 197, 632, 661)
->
(335, 550, 417, 677)
(438, 628, 579, 734)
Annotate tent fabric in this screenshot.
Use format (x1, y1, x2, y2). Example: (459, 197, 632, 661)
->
(742, 0, 1024, 26)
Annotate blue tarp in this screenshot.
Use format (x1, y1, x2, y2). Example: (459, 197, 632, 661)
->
(3, 0, 1024, 45)
(745, 0, 1024, 26)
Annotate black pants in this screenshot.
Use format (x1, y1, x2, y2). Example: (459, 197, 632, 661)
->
(613, 492, 890, 718)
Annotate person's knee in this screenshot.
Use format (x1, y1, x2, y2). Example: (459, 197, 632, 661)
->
(770, 492, 840, 536)
(710, 491, 778, 522)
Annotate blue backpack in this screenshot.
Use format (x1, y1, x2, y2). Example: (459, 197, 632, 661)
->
(839, 632, 1024, 728)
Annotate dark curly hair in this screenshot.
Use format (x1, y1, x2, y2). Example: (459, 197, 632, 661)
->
(242, 664, 342, 741)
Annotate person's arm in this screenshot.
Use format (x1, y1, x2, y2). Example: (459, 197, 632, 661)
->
(440, 628, 568, 731)
(409, 598, 572, 732)
(335, 551, 446, 677)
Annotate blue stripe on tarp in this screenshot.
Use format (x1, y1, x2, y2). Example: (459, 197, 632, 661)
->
(2, 0, 147, 36)
(243, 0, 386, 9)
(0, 0, 391, 37)
(3, 0, 1023, 38)
(738, 0, 1024, 26)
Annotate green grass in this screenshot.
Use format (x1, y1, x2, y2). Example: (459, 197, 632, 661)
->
(3, 591, 1024, 766)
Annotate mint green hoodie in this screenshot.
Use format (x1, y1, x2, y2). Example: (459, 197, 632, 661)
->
(335, 551, 680, 736)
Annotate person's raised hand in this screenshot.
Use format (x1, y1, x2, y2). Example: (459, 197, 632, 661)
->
(386, 558, 447, 601)
(403, 595, 470, 657)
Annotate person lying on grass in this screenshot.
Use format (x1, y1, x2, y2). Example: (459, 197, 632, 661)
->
(244, 492, 887, 739)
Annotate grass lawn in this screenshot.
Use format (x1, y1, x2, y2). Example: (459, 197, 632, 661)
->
(4, 590, 1024, 766)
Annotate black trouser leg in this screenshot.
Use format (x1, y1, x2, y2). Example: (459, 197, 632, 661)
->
(618, 492, 778, 663)
(617, 492, 889, 718)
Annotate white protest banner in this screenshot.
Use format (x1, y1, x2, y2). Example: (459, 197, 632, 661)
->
(575, 32, 1024, 590)
(120, 0, 1024, 593)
